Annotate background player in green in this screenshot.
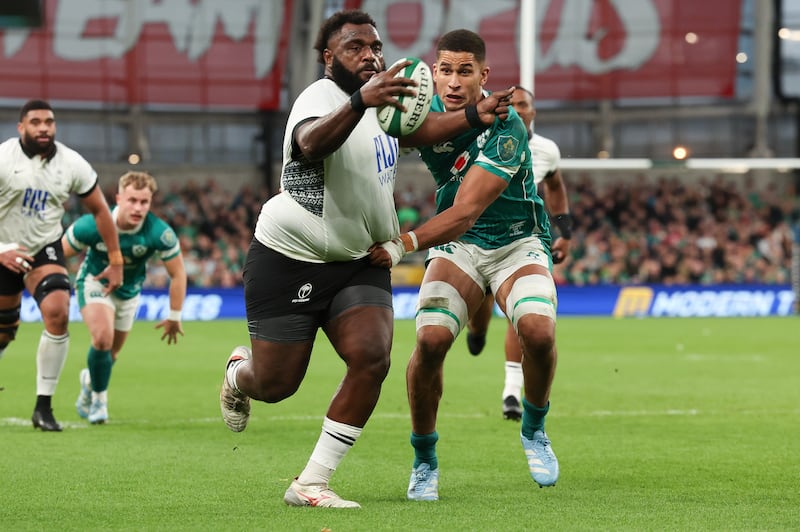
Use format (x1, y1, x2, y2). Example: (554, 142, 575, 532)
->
(62, 171, 187, 424)
(371, 29, 560, 498)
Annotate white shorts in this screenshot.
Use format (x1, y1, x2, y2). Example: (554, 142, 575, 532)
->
(426, 236, 551, 294)
(76, 276, 140, 332)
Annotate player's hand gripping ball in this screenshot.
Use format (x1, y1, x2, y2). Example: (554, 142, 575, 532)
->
(377, 57, 433, 137)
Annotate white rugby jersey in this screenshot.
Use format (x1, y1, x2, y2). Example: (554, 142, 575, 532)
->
(0, 138, 98, 255)
(255, 78, 400, 263)
(530, 133, 561, 185)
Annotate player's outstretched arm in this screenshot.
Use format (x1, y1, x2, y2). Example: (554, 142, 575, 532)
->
(80, 187, 123, 294)
(401, 86, 514, 148)
(155, 253, 187, 345)
(542, 168, 572, 264)
(370, 166, 507, 268)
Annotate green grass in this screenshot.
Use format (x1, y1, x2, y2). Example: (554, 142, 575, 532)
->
(1, 317, 799, 530)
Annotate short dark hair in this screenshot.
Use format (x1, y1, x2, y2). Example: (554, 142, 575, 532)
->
(515, 86, 534, 99)
(436, 29, 486, 63)
(19, 99, 53, 122)
(313, 9, 377, 65)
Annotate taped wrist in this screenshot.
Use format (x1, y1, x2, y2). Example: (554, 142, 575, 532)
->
(350, 90, 366, 113)
(552, 213, 573, 240)
(465, 105, 483, 129)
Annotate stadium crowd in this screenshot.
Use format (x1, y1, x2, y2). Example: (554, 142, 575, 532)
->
(63, 173, 798, 288)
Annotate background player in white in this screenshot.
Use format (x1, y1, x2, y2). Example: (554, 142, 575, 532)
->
(217, 10, 511, 509)
(371, 31, 561, 498)
(62, 171, 186, 424)
(465, 87, 573, 421)
(0, 99, 122, 432)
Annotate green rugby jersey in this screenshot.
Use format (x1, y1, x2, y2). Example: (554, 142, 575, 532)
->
(417, 95, 550, 250)
(65, 210, 181, 300)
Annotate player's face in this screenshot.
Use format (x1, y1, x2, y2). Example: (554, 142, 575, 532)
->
(18, 109, 56, 155)
(116, 185, 153, 230)
(510, 89, 536, 133)
(433, 51, 488, 112)
(325, 23, 385, 95)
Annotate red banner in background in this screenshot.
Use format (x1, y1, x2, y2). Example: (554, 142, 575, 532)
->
(0, 0, 292, 110)
(346, 0, 742, 100)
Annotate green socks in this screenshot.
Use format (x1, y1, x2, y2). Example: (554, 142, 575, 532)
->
(521, 399, 549, 439)
(411, 431, 439, 470)
(87, 347, 113, 392)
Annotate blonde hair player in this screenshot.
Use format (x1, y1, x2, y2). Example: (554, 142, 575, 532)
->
(62, 171, 187, 424)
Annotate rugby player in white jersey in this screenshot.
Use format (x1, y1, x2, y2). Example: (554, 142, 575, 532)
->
(0, 99, 123, 432)
(218, 9, 512, 508)
(465, 86, 573, 421)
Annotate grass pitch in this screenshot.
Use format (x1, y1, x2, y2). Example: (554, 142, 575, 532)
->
(1, 317, 798, 530)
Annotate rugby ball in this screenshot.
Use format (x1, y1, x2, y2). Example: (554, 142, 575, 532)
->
(377, 57, 433, 137)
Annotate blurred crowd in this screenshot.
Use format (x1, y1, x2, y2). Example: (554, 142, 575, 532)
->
(64, 173, 798, 288)
(396, 173, 800, 287)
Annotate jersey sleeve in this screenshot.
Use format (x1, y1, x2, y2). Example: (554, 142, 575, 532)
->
(66, 146, 99, 196)
(64, 214, 99, 252)
(474, 110, 528, 182)
(153, 219, 181, 261)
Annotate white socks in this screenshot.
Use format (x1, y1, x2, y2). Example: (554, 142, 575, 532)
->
(298, 417, 363, 486)
(502, 361, 524, 401)
(36, 330, 69, 396)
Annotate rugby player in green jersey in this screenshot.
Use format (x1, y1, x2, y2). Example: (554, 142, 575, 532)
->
(62, 171, 187, 424)
(372, 30, 560, 498)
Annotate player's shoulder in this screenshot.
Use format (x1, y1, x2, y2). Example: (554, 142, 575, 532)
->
(0, 137, 20, 159)
(531, 134, 561, 158)
(144, 212, 179, 248)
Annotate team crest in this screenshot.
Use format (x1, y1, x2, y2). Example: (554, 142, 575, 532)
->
(160, 229, 177, 247)
(132, 244, 148, 257)
(496, 135, 519, 163)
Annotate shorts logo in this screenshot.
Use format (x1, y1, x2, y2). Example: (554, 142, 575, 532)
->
(432, 244, 454, 254)
(45, 246, 57, 262)
(292, 283, 313, 303)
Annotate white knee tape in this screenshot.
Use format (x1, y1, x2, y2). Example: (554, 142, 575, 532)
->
(415, 281, 468, 338)
(505, 274, 557, 329)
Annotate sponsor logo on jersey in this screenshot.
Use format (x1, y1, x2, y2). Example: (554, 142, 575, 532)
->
(21, 188, 49, 220)
(450, 151, 471, 176)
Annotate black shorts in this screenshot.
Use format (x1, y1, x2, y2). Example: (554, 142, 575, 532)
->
(0, 239, 66, 296)
(243, 239, 393, 342)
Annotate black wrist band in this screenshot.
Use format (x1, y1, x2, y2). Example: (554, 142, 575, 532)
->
(552, 213, 573, 240)
(350, 90, 366, 113)
(465, 105, 483, 129)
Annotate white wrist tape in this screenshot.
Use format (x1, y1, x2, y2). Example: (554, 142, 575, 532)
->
(168, 309, 182, 321)
(0, 242, 20, 254)
(379, 238, 407, 267)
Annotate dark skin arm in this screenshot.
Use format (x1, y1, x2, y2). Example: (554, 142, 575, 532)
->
(400, 87, 515, 148)
(541, 168, 571, 264)
(295, 60, 416, 162)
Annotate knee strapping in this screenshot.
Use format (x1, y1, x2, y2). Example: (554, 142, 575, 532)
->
(505, 274, 557, 330)
(34, 273, 71, 304)
(415, 281, 468, 338)
(0, 306, 21, 341)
